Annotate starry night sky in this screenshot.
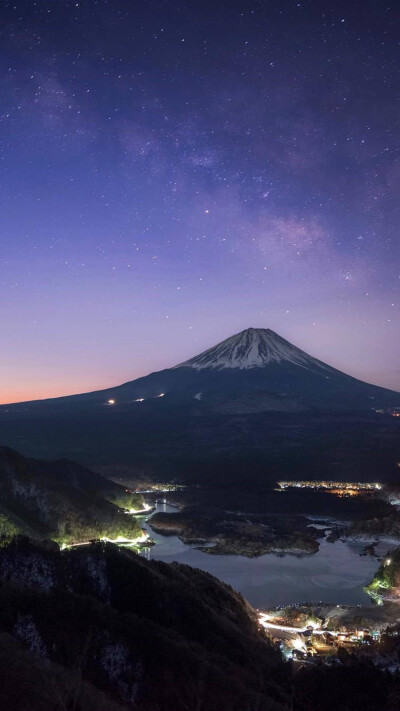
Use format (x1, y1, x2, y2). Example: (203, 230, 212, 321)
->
(1, 0, 400, 403)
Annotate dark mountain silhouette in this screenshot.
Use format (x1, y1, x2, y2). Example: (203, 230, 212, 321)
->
(0, 536, 288, 711)
(1, 329, 399, 484)
(0, 447, 144, 544)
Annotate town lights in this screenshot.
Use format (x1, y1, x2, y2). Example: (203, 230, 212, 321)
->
(107, 399, 115, 405)
(306, 619, 319, 630)
(292, 637, 306, 652)
(277, 480, 382, 495)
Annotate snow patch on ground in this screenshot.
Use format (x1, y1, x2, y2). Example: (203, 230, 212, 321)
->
(14, 614, 48, 660)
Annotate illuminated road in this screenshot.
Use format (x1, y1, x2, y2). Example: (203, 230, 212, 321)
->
(60, 541, 91, 550)
(61, 532, 150, 550)
(258, 613, 338, 636)
(124, 504, 152, 515)
(102, 533, 149, 545)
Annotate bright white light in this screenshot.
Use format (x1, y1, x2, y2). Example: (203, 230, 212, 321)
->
(107, 399, 115, 405)
(156, 393, 165, 397)
(385, 558, 392, 566)
(60, 541, 91, 550)
(102, 532, 149, 545)
(292, 637, 306, 652)
(306, 619, 319, 630)
(258, 613, 336, 637)
(125, 503, 151, 514)
(135, 398, 145, 402)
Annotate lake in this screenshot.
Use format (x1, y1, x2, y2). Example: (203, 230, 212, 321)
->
(139, 503, 384, 609)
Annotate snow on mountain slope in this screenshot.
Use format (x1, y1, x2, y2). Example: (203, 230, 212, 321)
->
(176, 328, 332, 373)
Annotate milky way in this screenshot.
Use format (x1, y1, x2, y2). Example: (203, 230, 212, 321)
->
(1, 0, 399, 402)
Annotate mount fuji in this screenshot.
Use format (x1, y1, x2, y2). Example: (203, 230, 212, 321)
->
(0, 328, 399, 483)
(175, 328, 332, 372)
(19, 326, 394, 412)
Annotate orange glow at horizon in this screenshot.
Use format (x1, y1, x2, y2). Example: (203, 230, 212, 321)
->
(0, 373, 141, 406)
(0, 382, 97, 405)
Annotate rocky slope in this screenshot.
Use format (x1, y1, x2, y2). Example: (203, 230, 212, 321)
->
(0, 447, 144, 545)
(347, 514, 400, 543)
(0, 536, 289, 711)
(366, 546, 400, 601)
(0, 535, 399, 710)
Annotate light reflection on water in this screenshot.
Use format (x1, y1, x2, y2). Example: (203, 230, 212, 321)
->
(139, 503, 385, 608)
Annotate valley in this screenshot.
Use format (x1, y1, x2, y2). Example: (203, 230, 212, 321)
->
(140, 502, 385, 607)
(135, 494, 400, 675)
(1, 328, 400, 709)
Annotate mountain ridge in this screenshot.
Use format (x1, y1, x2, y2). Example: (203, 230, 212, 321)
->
(2, 327, 399, 408)
(0, 328, 399, 484)
(0, 447, 145, 544)
(175, 327, 333, 373)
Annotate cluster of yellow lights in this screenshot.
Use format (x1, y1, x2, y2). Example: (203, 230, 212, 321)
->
(327, 488, 359, 497)
(278, 480, 381, 492)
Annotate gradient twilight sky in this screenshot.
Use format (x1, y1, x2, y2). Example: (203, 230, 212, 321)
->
(1, 0, 400, 403)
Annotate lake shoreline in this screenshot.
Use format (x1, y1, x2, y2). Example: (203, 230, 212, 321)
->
(139, 503, 389, 609)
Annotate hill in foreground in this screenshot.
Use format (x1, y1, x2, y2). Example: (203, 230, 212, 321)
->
(0, 447, 144, 545)
(0, 536, 288, 711)
(1, 536, 400, 710)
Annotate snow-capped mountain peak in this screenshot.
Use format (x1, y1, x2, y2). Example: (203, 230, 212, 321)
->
(176, 328, 330, 372)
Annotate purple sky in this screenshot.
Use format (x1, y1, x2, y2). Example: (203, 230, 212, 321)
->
(1, 1, 400, 403)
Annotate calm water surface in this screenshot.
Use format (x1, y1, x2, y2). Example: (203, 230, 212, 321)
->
(140, 503, 384, 609)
